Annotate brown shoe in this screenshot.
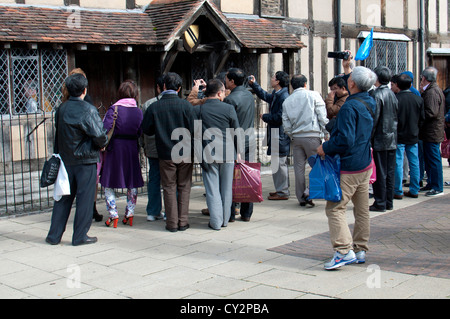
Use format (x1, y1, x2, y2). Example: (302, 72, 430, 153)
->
(269, 192, 277, 196)
(394, 194, 403, 200)
(241, 216, 251, 222)
(268, 194, 289, 200)
(404, 191, 418, 198)
(201, 208, 210, 216)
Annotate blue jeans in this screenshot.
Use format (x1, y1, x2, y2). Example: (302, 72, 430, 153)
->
(146, 158, 162, 217)
(422, 142, 443, 192)
(395, 144, 420, 195)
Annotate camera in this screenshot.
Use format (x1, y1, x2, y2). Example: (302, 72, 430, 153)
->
(327, 51, 350, 60)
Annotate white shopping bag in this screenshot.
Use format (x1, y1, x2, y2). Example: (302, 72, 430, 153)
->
(53, 154, 70, 201)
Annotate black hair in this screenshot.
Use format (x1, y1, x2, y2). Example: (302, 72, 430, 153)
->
(328, 76, 346, 89)
(291, 74, 308, 90)
(226, 68, 246, 86)
(156, 75, 164, 91)
(391, 74, 400, 84)
(374, 66, 392, 85)
(397, 73, 413, 91)
(204, 79, 225, 97)
(65, 73, 88, 97)
(163, 72, 182, 91)
(275, 71, 290, 88)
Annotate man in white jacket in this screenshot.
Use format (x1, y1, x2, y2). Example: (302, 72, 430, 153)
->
(282, 74, 329, 206)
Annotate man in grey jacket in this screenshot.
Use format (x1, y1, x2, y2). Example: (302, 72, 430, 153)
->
(282, 74, 328, 207)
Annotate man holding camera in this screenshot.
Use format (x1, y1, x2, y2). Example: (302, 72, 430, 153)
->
(249, 72, 291, 201)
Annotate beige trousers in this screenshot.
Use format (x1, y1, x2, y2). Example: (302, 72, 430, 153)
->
(325, 169, 372, 254)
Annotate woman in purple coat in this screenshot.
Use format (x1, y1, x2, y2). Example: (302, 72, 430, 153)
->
(101, 80, 144, 228)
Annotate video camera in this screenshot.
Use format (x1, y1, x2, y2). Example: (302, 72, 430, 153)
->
(327, 51, 351, 60)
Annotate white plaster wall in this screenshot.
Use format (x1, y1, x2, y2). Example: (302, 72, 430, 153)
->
(221, 0, 253, 14)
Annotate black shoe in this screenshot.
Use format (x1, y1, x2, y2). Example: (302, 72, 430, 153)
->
(93, 210, 103, 222)
(178, 224, 190, 231)
(165, 226, 178, 232)
(45, 237, 60, 245)
(300, 195, 315, 207)
(419, 185, 432, 192)
(93, 203, 103, 222)
(425, 190, 444, 197)
(72, 236, 97, 246)
(369, 205, 386, 212)
(404, 191, 419, 198)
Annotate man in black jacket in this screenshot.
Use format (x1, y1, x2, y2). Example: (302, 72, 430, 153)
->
(394, 74, 424, 199)
(142, 72, 195, 232)
(370, 66, 398, 212)
(46, 74, 108, 246)
(224, 68, 256, 222)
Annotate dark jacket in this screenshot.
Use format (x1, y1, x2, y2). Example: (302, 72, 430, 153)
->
(250, 82, 290, 156)
(420, 82, 446, 143)
(396, 89, 425, 145)
(322, 92, 376, 172)
(223, 86, 256, 157)
(443, 86, 450, 114)
(141, 92, 195, 161)
(54, 97, 108, 166)
(371, 85, 398, 151)
(195, 98, 240, 163)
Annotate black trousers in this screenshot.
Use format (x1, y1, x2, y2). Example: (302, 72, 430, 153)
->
(372, 150, 396, 210)
(46, 163, 97, 245)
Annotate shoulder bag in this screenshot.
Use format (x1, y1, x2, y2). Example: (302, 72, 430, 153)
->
(105, 105, 118, 146)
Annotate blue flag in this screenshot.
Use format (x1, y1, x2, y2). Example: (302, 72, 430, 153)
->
(355, 28, 374, 61)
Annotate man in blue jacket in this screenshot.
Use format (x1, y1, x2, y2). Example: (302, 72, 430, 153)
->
(317, 66, 377, 270)
(249, 71, 291, 200)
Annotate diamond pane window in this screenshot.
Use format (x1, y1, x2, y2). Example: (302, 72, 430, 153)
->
(365, 40, 408, 74)
(0, 50, 10, 115)
(11, 49, 40, 114)
(41, 49, 68, 112)
(1, 48, 67, 115)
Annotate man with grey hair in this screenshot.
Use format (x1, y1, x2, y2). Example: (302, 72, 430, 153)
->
(419, 66, 445, 196)
(317, 66, 377, 270)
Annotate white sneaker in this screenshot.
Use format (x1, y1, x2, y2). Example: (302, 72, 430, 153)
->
(324, 250, 357, 270)
(355, 251, 366, 264)
(147, 213, 164, 221)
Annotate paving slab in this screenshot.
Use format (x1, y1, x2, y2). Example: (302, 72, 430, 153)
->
(0, 164, 449, 302)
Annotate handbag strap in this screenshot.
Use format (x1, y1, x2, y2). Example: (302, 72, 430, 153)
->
(354, 97, 374, 119)
(110, 105, 119, 131)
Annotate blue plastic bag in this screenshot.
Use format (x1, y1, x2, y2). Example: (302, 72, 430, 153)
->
(355, 28, 374, 61)
(308, 154, 342, 202)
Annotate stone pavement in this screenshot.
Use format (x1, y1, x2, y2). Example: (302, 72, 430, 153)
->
(0, 163, 449, 301)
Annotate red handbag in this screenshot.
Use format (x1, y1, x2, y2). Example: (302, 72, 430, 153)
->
(441, 135, 450, 158)
(232, 162, 263, 203)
